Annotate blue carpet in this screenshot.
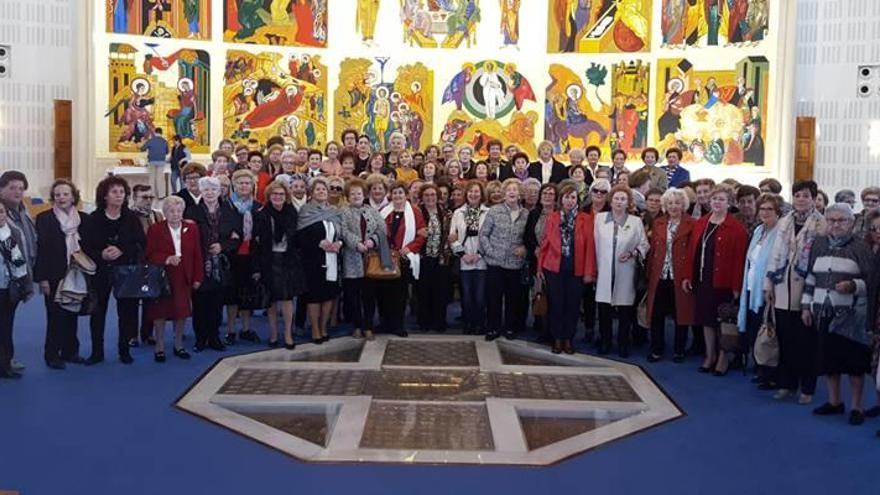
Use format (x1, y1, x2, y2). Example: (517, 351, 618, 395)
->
(1, 298, 877, 495)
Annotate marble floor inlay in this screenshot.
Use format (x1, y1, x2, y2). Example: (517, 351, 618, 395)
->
(178, 336, 683, 465)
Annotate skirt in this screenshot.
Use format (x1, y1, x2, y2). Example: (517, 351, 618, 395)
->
(225, 254, 256, 305)
(269, 252, 303, 302)
(821, 330, 871, 376)
(147, 264, 191, 321)
(693, 281, 733, 328)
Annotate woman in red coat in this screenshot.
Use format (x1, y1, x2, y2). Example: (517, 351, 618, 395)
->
(682, 186, 748, 375)
(538, 183, 590, 354)
(645, 188, 696, 363)
(146, 195, 204, 363)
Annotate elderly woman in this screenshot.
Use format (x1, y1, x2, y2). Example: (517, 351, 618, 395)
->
(417, 183, 452, 333)
(529, 140, 567, 184)
(538, 183, 590, 354)
(34, 179, 89, 369)
(321, 141, 342, 176)
(420, 161, 439, 184)
(802, 203, 874, 425)
(765, 180, 826, 402)
(146, 196, 203, 362)
(445, 160, 463, 184)
(522, 178, 541, 211)
(288, 174, 308, 211)
(498, 152, 531, 182)
(254, 180, 305, 349)
(485, 180, 504, 206)
(682, 185, 748, 375)
(185, 176, 243, 352)
(224, 170, 262, 346)
(377, 181, 426, 337)
(587, 184, 649, 357)
(457, 145, 476, 177)
(467, 162, 491, 183)
(644, 188, 696, 363)
(737, 193, 782, 383)
(366, 173, 389, 211)
(280, 150, 299, 175)
(327, 175, 346, 207)
(340, 178, 387, 340)
(297, 177, 344, 344)
(0, 202, 33, 378)
(479, 178, 528, 341)
(524, 183, 558, 340)
(83, 176, 145, 365)
(450, 181, 489, 335)
(247, 151, 272, 203)
(861, 210, 880, 420)
(582, 179, 611, 345)
(568, 166, 589, 205)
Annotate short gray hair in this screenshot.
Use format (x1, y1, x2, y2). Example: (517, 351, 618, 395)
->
(522, 178, 542, 192)
(661, 187, 690, 212)
(825, 202, 855, 221)
(197, 176, 221, 191)
(589, 178, 611, 193)
(161, 195, 185, 213)
(834, 189, 856, 203)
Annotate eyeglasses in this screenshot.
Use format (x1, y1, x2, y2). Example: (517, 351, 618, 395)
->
(139, 195, 156, 201)
(827, 218, 851, 224)
(864, 198, 880, 204)
(329, 186, 344, 192)
(592, 190, 609, 195)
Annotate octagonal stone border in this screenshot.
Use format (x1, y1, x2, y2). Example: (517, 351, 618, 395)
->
(176, 336, 684, 466)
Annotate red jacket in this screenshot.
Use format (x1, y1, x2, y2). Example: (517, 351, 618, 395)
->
(145, 220, 205, 287)
(645, 215, 696, 325)
(384, 203, 426, 253)
(537, 210, 591, 277)
(682, 213, 748, 292)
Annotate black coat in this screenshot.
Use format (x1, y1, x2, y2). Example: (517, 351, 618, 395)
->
(175, 188, 200, 210)
(184, 200, 243, 258)
(82, 208, 146, 272)
(252, 204, 304, 283)
(528, 160, 568, 184)
(33, 209, 90, 284)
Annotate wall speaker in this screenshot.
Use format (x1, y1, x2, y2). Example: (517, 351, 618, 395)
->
(857, 64, 880, 98)
(0, 44, 9, 79)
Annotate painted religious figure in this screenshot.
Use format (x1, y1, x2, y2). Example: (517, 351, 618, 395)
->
(401, 0, 482, 49)
(654, 57, 769, 166)
(107, 0, 211, 39)
(440, 60, 539, 157)
(106, 43, 211, 153)
(356, 0, 382, 46)
(499, 0, 521, 48)
(224, 51, 327, 149)
(334, 58, 433, 152)
(548, 0, 651, 54)
(662, 0, 769, 48)
(223, 0, 328, 47)
(545, 60, 650, 160)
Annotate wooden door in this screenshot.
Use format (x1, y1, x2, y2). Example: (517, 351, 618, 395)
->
(794, 116, 816, 183)
(54, 100, 72, 180)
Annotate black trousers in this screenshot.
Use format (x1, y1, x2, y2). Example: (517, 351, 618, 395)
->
(417, 257, 449, 331)
(598, 303, 634, 352)
(582, 282, 597, 332)
(89, 275, 139, 357)
(343, 278, 365, 330)
(377, 268, 410, 334)
(745, 305, 775, 381)
(649, 279, 688, 356)
(545, 270, 584, 340)
(139, 300, 154, 342)
(44, 280, 80, 362)
(192, 289, 224, 347)
(0, 291, 18, 370)
(361, 278, 381, 331)
(486, 266, 525, 335)
(775, 308, 818, 395)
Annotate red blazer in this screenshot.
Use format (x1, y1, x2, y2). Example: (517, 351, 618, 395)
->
(682, 213, 748, 291)
(384, 204, 426, 253)
(145, 220, 205, 287)
(537, 210, 591, 277)
(583, 209, 600, 279)
(645, 215, 696, 326)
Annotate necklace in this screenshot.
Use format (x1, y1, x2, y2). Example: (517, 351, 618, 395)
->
(699, 221, 721, 282)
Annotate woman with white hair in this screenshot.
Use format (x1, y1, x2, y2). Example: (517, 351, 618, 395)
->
(224, 170, 262, 346)
(185, 176, 243, 352)
(528, 140, 567, 184)
(802, 203, 874, 425)
(644, 187, 696, 362)
(145, 195, 203, 362)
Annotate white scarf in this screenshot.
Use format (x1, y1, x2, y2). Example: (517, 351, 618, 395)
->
(0, 224, 27, 279)
(322, 220, 338, 282)
(381, 202, 421, 280)
(52, 206, 81, 262)
(292, 195, 306, 211)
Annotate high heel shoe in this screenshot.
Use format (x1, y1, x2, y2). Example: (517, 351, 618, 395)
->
(712, 368, 728, 377)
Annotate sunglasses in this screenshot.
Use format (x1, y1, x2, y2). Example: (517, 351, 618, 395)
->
(592, 189, 609, 195)
(329, 186, 344, 192)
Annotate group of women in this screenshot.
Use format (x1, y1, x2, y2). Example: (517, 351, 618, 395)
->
(2, 133, 880, 438)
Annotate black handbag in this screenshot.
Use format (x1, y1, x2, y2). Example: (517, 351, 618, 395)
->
(238, 281, 270, 310)
(112, 264, 170, 299)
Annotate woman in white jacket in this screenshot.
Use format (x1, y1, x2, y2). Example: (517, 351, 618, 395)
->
(449, 180, 489, 334)
(587, 184, 649, 357)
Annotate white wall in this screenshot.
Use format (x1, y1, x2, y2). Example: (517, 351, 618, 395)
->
(795, 0, 880, 200)
(0, 0, 76, 198)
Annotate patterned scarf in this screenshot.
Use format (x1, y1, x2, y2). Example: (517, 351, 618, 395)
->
(560, 209, 576, 258)
(52, 205, 81, 261)
(231, 193, 254, 241)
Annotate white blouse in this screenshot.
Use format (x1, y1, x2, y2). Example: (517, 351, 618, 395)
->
(169, 224, 182, 256)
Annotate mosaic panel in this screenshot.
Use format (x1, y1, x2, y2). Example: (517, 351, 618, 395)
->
(492, 373, 640, 402)
(382, 340, 479, 367)
(219, 369, 368, 396)
(240, 411, 331, 447)
(359, 403, 494, 451)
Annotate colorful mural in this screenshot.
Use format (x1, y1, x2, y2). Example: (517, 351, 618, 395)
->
(356, 0, 382, 47)
(106, 0, 212, 39)
(655, 56, 769, 166)
(334, 58, 434, 152)
(499, 0, 522, 49)
(440, 60, 538, 157)
(661, 0, 769, 48)
(401, 0, 482, 49)
(545, 60, 650, 160)
(548, 0, 651, 54)
(224, 50, 327, 149)
(223, 0, 328, 47)
(106, 42, 211, 153)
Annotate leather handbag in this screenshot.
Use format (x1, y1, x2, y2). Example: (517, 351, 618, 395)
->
(112, 263, 171, 299)
(754, 305, 780, 367)
(238, 281, 270, 311)
(532, 292, 547, 317)
(636, 293, 649, 329)
(365, 251, 400, 280)
(717, 302, 741, 352)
